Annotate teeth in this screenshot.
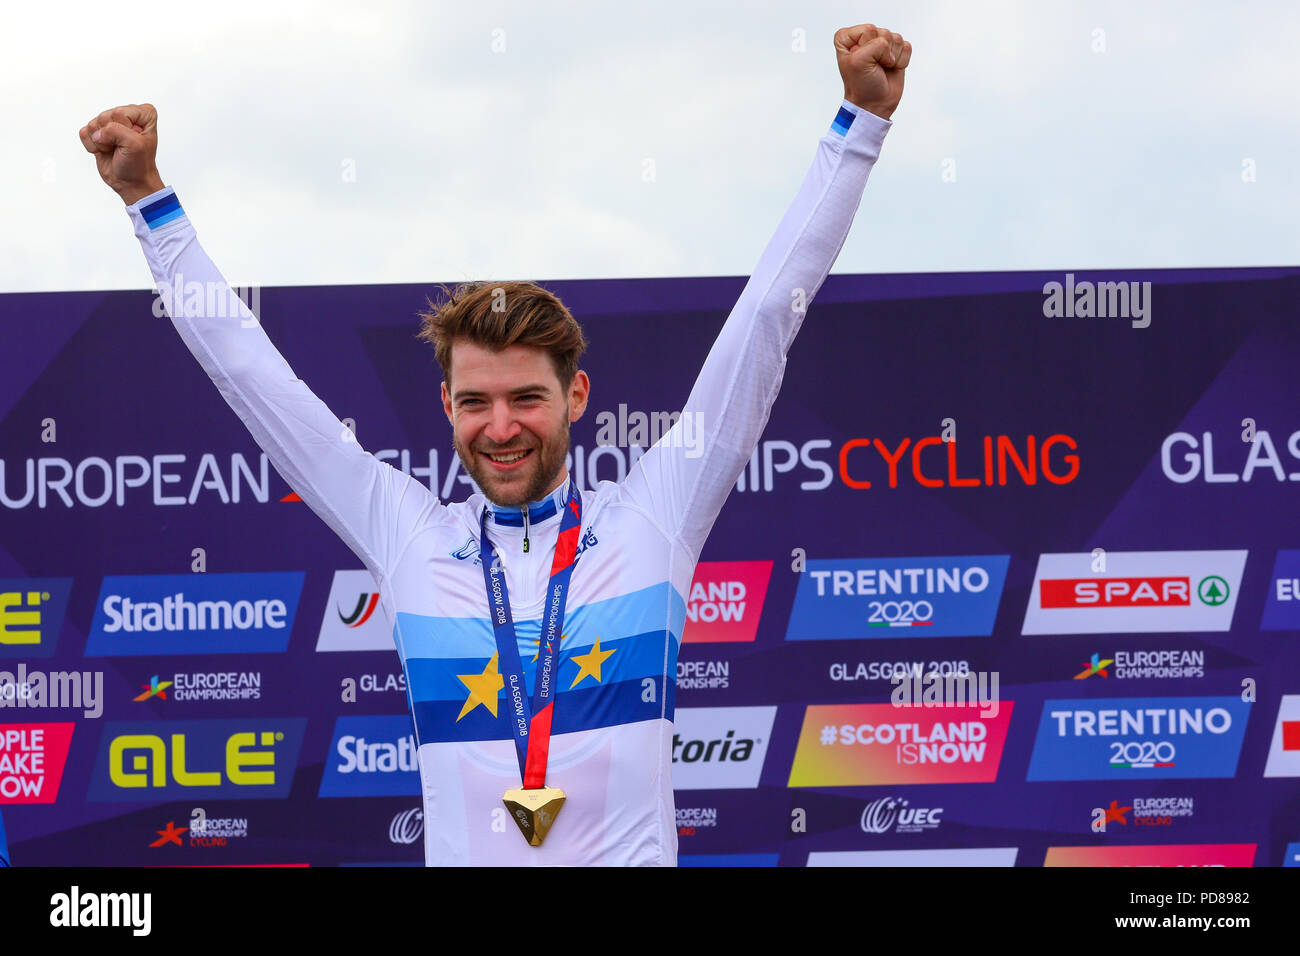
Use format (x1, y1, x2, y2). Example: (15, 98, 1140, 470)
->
(487, 450, 528, 463)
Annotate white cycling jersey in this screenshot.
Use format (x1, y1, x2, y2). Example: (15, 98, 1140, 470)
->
(124, 100, 890, 865)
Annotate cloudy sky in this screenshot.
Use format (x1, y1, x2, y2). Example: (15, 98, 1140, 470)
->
(3, 0, 1296, 293)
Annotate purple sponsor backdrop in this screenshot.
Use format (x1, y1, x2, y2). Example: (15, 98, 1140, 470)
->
(0, 266, 1297, 865)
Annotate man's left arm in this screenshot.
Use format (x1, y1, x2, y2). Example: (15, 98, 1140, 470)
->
(620, 24, 911, 559)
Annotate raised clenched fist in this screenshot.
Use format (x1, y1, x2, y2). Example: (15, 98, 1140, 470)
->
(835, 24, 911, 121)
(79, 104, 165, 205)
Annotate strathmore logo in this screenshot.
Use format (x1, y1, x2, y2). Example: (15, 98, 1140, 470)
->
(85, 573, 303, 656)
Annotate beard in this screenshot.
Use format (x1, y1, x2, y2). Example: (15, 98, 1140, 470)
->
(456, 418, 570, 509)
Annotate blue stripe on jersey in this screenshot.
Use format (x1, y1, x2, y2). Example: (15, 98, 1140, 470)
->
(412, 672, 673, 743)
(393, 580, 687, 660)
(141, 192, 184, 229)
(830, 106, 856, 136)
(405, 626, 674, 703)
(489, 497, 558, 526)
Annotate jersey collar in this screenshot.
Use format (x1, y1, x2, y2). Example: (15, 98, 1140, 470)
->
(486, 476, 571, 527)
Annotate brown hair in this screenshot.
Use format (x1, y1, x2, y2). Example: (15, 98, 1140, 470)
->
(416, 280, 587, 389)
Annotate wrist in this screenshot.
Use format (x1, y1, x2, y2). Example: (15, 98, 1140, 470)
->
(843, 92, 893, 121)
(118, 171, 166, 207)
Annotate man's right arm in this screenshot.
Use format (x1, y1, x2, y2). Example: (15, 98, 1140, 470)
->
(82, 105, 433, 580)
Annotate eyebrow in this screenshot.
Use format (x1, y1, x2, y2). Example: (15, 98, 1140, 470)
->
(453, 384, 552, 401)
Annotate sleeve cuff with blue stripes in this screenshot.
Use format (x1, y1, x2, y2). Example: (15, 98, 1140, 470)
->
(829, 98, 892, 138)
(127, 186, 187, 230)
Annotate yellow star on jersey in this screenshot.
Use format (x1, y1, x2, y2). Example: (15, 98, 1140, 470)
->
(456, 652, 505, 721)
(569, 636, 616, 689)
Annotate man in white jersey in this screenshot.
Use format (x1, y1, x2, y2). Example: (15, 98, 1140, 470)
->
(80, 23, 909, 866)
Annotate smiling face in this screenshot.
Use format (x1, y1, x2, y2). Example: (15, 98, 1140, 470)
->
(441, 338, 590, 508)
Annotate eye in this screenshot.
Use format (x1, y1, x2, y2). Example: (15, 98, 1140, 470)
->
(459, 398, 484, 407)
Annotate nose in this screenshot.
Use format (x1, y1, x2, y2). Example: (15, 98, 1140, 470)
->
(482, 399, 522, 446)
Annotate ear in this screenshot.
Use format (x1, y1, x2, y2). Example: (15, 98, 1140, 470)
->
(441, 380, 454, 424)
(567, 370, 590, 422)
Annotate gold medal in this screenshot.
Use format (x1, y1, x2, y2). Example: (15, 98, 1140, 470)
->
(502, 786, 566, 847)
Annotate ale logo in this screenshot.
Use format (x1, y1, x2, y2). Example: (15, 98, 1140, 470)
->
(0, 579, 73, 658)
(87, 718, 307, 801)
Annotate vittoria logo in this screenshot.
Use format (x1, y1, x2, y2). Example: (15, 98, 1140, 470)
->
(670, 707, 775, 789)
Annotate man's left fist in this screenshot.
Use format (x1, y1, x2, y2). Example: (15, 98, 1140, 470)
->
(835, 24, 911, 120)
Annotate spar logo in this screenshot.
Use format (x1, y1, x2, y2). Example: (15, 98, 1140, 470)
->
(1026, 696, 1250, 781)
(860, 796, 943, 834)
(682, 561, 772, 643)
(1261, 550, 1300, 630)
(0, 723, 74, 804)
(1021, 550, 1246, 635)
(315, 570, 395, 652)
(85, 572, 304, 656)
(0, 578, 73, 658)
(786, 556, 1009, 640)
(318, 715, 420, 797)
(86, 719, 307, 801)
(1044, 844, 1256, 867)
(1263, 694, 1300, 778)
(788, 702, 1014, 786)
(670, 707, 775, 789)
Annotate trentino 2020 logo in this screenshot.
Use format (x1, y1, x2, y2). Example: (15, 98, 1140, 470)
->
(1026, 696, 1249, 781)
(0, 579, 73, 658)
(86, 719, 307, 801)
(85, 573, 304, 655)
(786, 556, 1009, 640)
